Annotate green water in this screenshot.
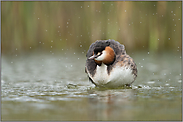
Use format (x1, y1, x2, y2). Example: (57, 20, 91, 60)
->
(1, 51, 182, 121)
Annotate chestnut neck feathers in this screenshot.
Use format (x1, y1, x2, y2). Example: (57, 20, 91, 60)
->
(94, 46, 115, 66)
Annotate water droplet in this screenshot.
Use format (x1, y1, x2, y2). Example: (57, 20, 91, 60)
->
(168, 38, 170, 40)
(178, 80, 182, 83)
(148, 81, 155, 84)
(80, 45, 82, 47)
(81, 6, 82, 8)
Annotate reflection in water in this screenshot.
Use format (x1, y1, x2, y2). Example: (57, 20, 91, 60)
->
(87, 89, 137, 120)
(1, 52, 182, 121)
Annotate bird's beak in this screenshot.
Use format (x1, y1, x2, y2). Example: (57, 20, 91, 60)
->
(88, 54, 97, 60)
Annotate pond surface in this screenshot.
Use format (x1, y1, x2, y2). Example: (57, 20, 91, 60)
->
(1, 51, 182, 121)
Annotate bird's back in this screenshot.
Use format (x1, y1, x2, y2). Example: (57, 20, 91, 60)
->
(85, 39, 137, 87)
(85, 39, 127, 77)
(86, 39, 126, 58)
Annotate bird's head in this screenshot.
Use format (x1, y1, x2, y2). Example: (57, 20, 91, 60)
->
(88, 41, 115, 65)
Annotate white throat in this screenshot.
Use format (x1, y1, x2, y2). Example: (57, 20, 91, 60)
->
(95, 50, 107, 61)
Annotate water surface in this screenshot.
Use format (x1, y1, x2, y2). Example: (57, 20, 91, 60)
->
(1, 51, 182, 121)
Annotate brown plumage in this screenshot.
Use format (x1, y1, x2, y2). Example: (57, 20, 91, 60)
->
(85, 39, 137, 88)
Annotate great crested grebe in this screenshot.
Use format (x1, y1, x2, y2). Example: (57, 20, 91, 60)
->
(85, 39, 137, 88)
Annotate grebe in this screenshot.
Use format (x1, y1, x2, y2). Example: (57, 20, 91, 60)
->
(85, 39, 137, 88)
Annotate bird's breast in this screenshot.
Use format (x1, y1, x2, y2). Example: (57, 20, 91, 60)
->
(92, 63, 109, 85)
(90, 63, 135, 87)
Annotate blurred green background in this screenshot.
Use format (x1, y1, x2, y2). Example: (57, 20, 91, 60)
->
(1, 1, 182, 54)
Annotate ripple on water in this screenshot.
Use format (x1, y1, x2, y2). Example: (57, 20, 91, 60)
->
(1, 53, 182, 103)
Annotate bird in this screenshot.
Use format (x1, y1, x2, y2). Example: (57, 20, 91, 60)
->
(85, 39, 137, 88)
